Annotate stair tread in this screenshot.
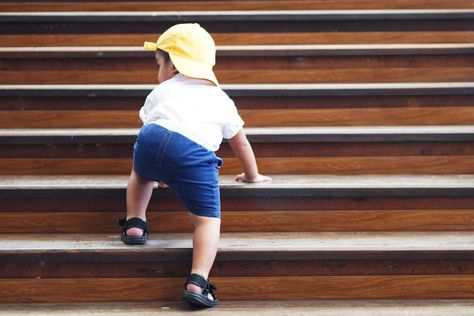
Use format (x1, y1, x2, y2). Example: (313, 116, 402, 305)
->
(2, 232, 474, 253)
(1, 174, 473, 190)
(1, 82, 473, 98)
(1, 300, 474, 315)
(2, 43, 474, 58)
(1, 126, 473, 144)
(2, 9, 473, 20)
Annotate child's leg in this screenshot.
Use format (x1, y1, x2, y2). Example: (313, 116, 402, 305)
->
(125, 168, 154, 237)
(187, 213, 221, 300)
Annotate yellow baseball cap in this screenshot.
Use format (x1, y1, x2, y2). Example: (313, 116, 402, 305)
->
(144, 23, 218, 86)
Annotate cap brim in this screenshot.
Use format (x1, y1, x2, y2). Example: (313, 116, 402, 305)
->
(170, 54, 219, 86)
(144, 41, 159, 51)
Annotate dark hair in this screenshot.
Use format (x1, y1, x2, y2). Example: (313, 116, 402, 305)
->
(156, 49, 171, 63)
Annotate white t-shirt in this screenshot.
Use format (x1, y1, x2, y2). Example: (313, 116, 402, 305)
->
(139, 74, 244, 151)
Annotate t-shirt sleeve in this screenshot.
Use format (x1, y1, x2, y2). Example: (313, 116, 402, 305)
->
(222, 101, 245, 139)
(139, 87, 161, 124)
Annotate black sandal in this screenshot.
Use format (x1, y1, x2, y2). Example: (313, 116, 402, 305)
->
(183, 273, 218, 308)
(118, 217, 148, 245)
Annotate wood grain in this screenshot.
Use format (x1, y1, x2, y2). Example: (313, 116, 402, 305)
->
(0, 111, 141, 128)
(1, 32, 473, 47)
(3, 196, 473, 212)
(1, 210, 474, 233)
(4, 54, 472, 71)
(1, 68, 473, 84)
(5, 232, 474, 254)
(2, 259, 474, 279)
(1, 276, 474, 302)
(3, 142, 474, 159)
(3, 107, 473, 128)
(2, 95, 471, 111)
(1, 157, 473, 175)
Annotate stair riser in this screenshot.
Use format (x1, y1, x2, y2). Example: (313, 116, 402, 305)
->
(3, 54, 472, 70)
(2, 19, 472, 35)
(3, 108, 474, 128)
(2, 210, 474, 233)
(1, 68, 472, 84)
(3, 259, 474, 278)
(2, 32, 474, 46)
(1, 195, 473, 233)
(1, 276, 474, 302)
(1, 157, 473, 175)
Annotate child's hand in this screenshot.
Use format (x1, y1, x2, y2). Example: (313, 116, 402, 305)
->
(235, 173, 272, 183)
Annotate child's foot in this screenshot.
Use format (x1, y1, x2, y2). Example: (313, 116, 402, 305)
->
(119, 217, 148, 245)
(186, 283, 214, 301)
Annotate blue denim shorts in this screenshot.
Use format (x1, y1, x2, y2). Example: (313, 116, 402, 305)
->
(133, 124, 223, 218)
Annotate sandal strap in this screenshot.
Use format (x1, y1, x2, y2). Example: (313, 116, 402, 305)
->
(118, 217, 148, 233)
(184, 274, 217, 298)
(184, 273, 208, 290)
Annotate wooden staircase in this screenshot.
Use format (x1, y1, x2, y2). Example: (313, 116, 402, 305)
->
(1, 0, 474, 314)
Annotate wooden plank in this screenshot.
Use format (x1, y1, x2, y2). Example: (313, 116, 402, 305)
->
(2, 32, 473, 47)
(1, 276, 474, 302)
(3, 142, 474, 159)
(1, 156, 473, 175)
(1, 0, 474, 12)
(3, 44, 474, 58)
(1, 95, 472, 112)
(2, 232, 474, 262)
(3, 259, 474, 279)
(239, 108, 474, 126)
(2, 196, 473, 212)
(2, 210, 474, 233)
(2, 83, 472, 98)
(4, 232, 474, 252)
(1, 11, 472, 35)
(0, 175, 473, 200)
(0, 111, 141, 128)
(2, 10, 473, 22)
(1, 107, 473, 128)
(1, 126, 473, 143)
(1, 68, 472, 84)
(2, 300, 474, 316)
(1, 174, 472, 191)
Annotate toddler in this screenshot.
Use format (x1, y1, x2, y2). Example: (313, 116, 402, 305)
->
(119, 23, 271, 308)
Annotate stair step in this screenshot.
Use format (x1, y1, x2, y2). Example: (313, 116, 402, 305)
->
(2, 301, 474, 316)
(1, 232, 474, 302)
(3, 232, 474, 256)
(2, 83, 472, 127)
(1, 44, 473, 84)
(1, 127, 472, 175)
(1, 10, 472, 36)
(1, 174, 473, 234)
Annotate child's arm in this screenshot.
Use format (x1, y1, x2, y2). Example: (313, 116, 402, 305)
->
(228, 128, 272, 183)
